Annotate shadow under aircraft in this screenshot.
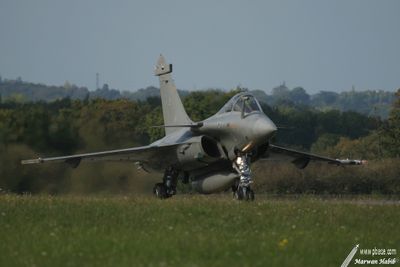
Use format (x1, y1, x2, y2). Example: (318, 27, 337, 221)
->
(22, 55, 365, 200)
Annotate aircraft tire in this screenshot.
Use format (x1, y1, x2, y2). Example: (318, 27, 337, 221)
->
(153, 183, 167, 199)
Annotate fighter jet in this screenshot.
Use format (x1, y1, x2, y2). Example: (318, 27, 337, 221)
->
(22, 55, 364, 200)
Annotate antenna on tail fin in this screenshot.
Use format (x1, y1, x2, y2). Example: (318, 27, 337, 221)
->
(155, 55, 192, 136)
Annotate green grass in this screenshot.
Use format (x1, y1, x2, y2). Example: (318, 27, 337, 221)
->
(0, 194, 399, 267)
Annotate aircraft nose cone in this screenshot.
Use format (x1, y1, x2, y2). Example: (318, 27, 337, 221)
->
(253, 117, 277, 139)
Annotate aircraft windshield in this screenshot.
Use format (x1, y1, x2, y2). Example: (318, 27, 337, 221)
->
(233, 96, 260, 113)
(217, 94, 261, 114)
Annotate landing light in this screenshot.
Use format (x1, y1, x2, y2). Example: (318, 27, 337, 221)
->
(242, 142, 253, 152)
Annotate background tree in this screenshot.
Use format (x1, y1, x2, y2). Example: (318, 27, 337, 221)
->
(381, 89, 400, 157)
(289, 87, 310, 105)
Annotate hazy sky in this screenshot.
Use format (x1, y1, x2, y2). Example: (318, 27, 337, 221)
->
(0, 0, 399, 93)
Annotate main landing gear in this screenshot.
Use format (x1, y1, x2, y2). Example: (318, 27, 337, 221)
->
(153, 167, 178, 199)
(232, 154, 255, 201)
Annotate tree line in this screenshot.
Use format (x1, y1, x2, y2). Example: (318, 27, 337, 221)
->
(0, 77, 395, 118)
(0, 87, 399, 195)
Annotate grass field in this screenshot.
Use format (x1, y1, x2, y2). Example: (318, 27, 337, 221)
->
(0, 194, 399, 267)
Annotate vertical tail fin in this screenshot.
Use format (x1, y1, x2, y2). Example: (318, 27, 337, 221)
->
(154, 55, 192, 135)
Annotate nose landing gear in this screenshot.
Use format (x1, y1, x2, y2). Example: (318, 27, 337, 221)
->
(232, 154, 255, 201)
(153, 167, 178, 199)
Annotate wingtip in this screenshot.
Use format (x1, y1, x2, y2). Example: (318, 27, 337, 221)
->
(336, 159, 367, 165)
(21, 158, 43, 165)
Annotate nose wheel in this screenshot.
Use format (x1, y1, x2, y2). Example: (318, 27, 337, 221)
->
(233, 186, 255, 201)
(153, 183, 169, 199)
(233, 181, 255, 201)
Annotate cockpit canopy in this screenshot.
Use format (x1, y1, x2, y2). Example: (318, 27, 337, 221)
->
(217, 93, 262, 115)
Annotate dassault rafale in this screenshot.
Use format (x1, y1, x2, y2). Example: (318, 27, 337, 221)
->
(22, 55, 365, 200)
